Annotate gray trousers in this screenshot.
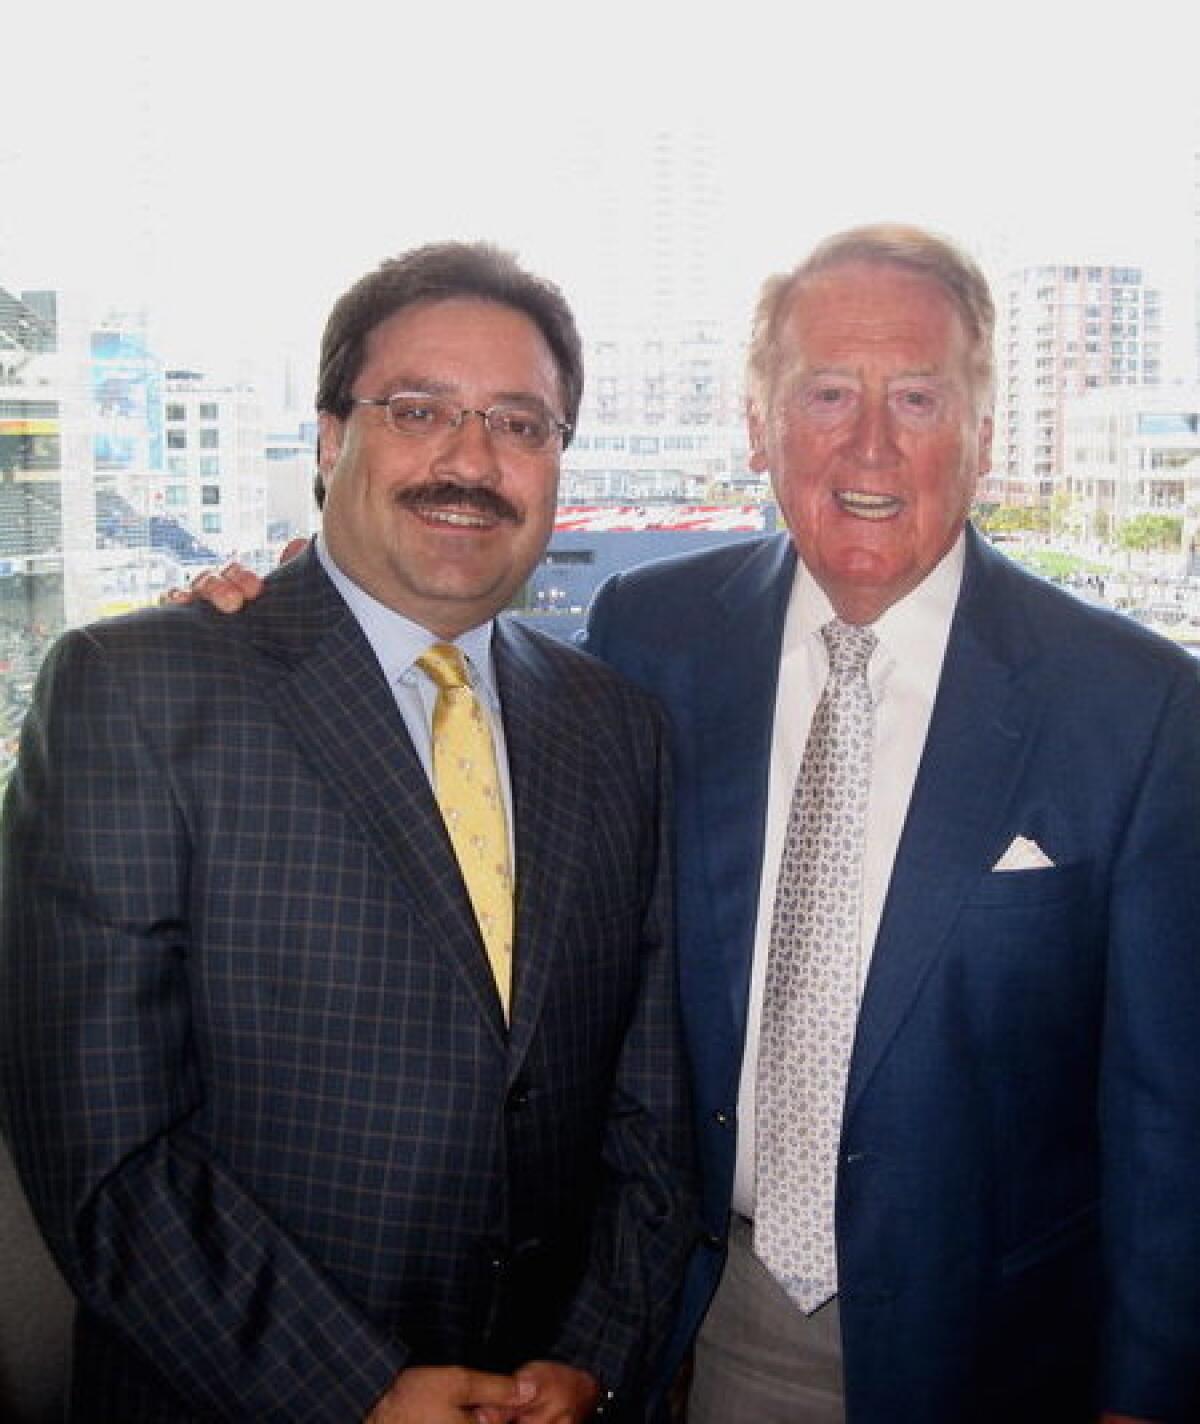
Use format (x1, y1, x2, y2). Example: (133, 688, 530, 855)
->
(686, 1216, 845, 1424)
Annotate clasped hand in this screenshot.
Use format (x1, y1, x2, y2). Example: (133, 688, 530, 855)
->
(365, 1360, 601, 1424)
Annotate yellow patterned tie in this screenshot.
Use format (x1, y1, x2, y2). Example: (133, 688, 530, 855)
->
(417, 642, 514, 1017)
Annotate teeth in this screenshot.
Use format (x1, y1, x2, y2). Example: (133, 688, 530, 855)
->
(836, 490, 902, 520)
(423, 509, 491, 528)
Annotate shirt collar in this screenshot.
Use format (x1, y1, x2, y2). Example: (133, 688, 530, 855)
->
(871, 531, 964, 693)
(787, 529, 966, 694)
(315, 533, 498, 698)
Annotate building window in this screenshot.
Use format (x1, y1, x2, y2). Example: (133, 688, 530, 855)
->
(167, 430, 187, 449)
(201, 513, 221, 534)
(199, 428, 219, 449)
(166, 403, 186, 422)
(542, 551, 595, 566)
(201, 485, 221, 505)
(199, 403, 219, 420)
(199, 456, 219, 476)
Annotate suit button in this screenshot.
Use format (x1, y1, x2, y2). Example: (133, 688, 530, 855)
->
(701, 1231, 726, 1250)
(507, 1082, 532, 1111)
(712, 1108, 733, 1128)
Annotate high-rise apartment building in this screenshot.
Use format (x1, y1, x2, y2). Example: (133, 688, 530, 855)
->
(92, 312, 164, 536)
(991, 264, 1162, 506)
(548, 129, 756, 503)
(263, 422, 318, 548)
(0, 283, 99, 631)
(1063, 384, 1200, 550)
(162, 371, 266, 558)
(1193, 141, 1200, 384)
(0, 282, 107, 777)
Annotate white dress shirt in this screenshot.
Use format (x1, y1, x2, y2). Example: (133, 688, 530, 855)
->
(732, 535, 965, 1215)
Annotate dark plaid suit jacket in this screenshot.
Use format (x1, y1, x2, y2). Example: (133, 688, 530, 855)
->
(0, 547, 696, 1422)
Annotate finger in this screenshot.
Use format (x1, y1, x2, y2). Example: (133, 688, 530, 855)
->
(473, 1402, 531, 1424)
(279, 537, 307, 565)
(217, 562, 265, 597)
(456, 1370, 538, 1408)
(189, 570, 246, 612)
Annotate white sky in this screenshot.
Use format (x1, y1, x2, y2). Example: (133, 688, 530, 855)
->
(6, 0, 1199, 384)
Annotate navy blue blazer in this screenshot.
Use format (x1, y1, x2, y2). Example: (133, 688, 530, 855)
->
(0, 547, 696, 1422)
(586, 526, 1200, 1422)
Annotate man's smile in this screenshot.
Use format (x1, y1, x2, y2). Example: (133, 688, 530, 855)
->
(395, 481, 520, 529)
(834, 489, 905, 520)
(415, 506, 499, 530)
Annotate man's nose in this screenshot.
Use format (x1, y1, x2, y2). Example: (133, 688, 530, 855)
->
(435, 409, 502, 482)
(849, 396, 900, 467)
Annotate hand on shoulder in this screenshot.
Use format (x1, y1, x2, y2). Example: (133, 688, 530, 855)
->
(160, 539, 305, 612)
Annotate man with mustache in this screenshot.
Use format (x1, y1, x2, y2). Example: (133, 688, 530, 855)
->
(0, 243, 695, 1423)
(140, 223, 1200, 1420)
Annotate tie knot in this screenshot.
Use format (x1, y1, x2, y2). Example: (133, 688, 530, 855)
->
(418, 641, 470, 691)
(821, 619, 876, 677)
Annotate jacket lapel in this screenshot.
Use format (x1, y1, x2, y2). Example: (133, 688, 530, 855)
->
(845, 531, 1038, 1114)
(493, 621, 591, 1075)
(690, 537, 797, 1037)
(242, 548, 508, 1040)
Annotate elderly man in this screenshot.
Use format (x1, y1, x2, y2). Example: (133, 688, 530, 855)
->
(0, 242, 695, 1423)
(163, 225, 1200, 1421)
(586, 225, 1200, 1422)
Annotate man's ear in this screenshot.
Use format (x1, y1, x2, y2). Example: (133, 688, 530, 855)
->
(977, 413, 994, 477)
(747, 399, 770, 474)
(317, 411, 346, 477)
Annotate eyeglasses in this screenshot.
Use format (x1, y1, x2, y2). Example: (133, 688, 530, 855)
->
(353, 392, 571, 453)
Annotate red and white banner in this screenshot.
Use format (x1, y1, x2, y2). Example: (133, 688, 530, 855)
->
(553, 504, 764, 533)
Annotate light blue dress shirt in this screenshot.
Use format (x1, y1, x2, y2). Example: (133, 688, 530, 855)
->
(315, 535, 516, 856)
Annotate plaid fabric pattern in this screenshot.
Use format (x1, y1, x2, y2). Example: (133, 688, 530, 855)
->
(0, 548, 696, 1422)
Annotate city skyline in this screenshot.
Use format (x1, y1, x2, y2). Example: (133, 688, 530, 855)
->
(5, 1, 1199, 386)
(6, 3, 1200, 790)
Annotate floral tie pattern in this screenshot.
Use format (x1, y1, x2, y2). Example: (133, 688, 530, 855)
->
(754, 618, 877, 1313)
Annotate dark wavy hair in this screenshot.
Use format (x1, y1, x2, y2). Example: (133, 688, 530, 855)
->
(313, 241, 583, 505)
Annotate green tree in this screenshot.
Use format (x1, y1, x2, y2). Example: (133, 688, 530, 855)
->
(1116, 513, 1183, 553)
(976, 504, 1048, 537)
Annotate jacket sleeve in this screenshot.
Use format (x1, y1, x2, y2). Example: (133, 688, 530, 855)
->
(0, 628, 404, 1423)
(545, 689, 699, 1412)
(1100, 657, 1200, 1419)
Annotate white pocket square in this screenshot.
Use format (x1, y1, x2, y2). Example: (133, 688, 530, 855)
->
(992, 835, 1055, 872)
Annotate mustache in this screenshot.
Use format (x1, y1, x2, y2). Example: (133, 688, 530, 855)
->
(394, 482, 520, 523)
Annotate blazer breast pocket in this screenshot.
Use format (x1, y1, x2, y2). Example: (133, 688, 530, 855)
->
(967, 859, 1092, 909)
(951, 859, 1102, 1027)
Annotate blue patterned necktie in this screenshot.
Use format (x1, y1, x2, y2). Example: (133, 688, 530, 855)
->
(754, 618, 877, 1313)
